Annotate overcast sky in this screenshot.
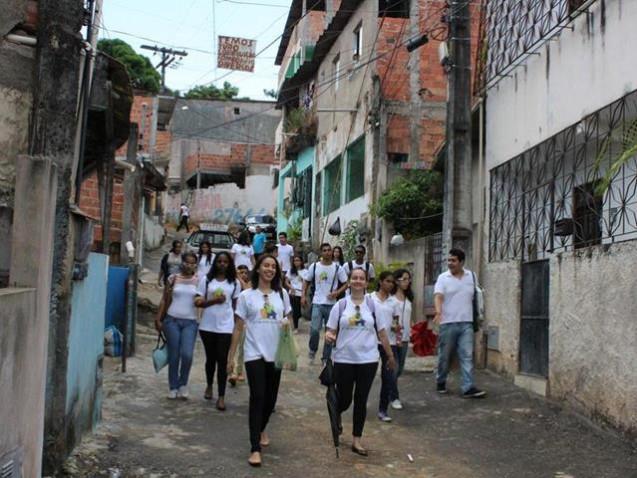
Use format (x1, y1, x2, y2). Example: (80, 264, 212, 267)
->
(101, 0, 291, 100)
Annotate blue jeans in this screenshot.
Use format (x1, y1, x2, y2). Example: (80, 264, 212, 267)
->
(397, 342, 409, 378)
(379, 345, 400, 413)
(436, 322, 474, 393)
(163, 316, 198, 391)
(309, 304, 334, 360)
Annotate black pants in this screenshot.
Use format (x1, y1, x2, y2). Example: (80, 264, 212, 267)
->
(177, 215, 189, 232)
(199, 331, 232, 397)
(333, 362, 378, 437)
(290, 295, 302, 329)
(245, 359, 282, 452)
(379, 345, 400, 413)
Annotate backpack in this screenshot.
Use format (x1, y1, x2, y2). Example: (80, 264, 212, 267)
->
(347, 260, 370, 278)
(309, 262, 340, 300)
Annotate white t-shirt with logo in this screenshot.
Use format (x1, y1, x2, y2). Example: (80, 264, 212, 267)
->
(306, 262, 348, 305)
(276, 243, 294, 272)
(395, 297, 412, 342)
(327, 297, 386, 364)
(197, 254, 215, 279)
(286, 269, 306, 296)
(369, 292, 401, 345)
(235, 288, 292, 363)
(433, 269, 475, 324)
(197, 276, 241, 333)
(231, 244, 255, 270)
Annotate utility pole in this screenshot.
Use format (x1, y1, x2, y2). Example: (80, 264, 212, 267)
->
(140, 45, 188, 93)
(442, 0, 473, 265)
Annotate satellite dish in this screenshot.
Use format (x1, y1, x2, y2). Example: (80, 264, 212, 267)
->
(390, 233, 405, 246)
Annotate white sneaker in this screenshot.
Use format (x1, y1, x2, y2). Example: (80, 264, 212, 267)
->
(391, 399, 403, 410)
(167, 389, 178, 400)
(178, 386, 189, 399)
(377, 411, 392, 422)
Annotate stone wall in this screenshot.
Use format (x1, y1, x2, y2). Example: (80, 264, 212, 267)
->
(549, 242, 637, 437)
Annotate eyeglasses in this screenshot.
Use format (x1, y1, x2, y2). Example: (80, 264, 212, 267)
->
(355, 250, 365, 254)
(396, 278, 411, 282)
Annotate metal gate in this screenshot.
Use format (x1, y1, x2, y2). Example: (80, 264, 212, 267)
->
(520, 260, 549, 377)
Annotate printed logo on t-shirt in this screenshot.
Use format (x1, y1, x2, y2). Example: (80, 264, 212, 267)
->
(213, 287, 224, 298)
(347, 309, 366, 328)
(319, 271, 329, 282)
(259, 301, 277, 320)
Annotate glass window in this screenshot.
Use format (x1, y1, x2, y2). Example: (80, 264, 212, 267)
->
(353, 23, 362, 61)
(323, 156, 342, 215)
(346, 137, 365, 202)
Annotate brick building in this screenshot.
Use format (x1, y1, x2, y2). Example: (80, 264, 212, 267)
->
(273, 0, 479, 254)
(165, 98, 281, 225)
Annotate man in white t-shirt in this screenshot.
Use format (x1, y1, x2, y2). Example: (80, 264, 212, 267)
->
(342, 244, 376, 280)
(302, 243, 348, 362)
(276, 232, 294, 273)
(177, 203, 190, 232)
(433, 248, 486, 399)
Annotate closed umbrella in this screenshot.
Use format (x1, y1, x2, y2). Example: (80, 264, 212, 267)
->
(319, 359, 342, 458)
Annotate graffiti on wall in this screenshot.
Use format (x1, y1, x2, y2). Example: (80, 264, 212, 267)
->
(166, 191, 272, 225)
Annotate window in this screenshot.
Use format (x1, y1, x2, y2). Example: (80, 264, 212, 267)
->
(323, 156, 342, 215)
(353, 23, 362, 61)
(234, 107, 241, 115)
(379, 0, 409, 18)
(573, 181, 603, 249)
(346, 137, 365, 202)
(333, 54, 340, 90)
(388, 153, 408, 163)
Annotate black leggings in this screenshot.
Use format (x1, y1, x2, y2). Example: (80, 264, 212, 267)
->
(199, 331, 232, 396)
(245, 359, 282, 452)
(290, 295, 302, 329)
(333, 362, 378, 437)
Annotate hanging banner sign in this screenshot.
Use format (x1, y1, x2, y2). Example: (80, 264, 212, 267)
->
(217, 36, 256, 72)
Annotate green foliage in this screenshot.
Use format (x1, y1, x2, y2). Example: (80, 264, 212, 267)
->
(287, 217, 303, 243)
(284, 108, 312, 133)
(97, 39, 161, 93)
(263, 88, 278, 99)
(370, 170, 443, 240)
(338, 220, 360, 259)
(184, 81, 240, 100)
(368, 261, 409, 292)
(593, 118, 637, 195)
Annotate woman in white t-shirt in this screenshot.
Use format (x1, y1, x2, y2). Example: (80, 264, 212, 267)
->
(231, 231, 256, 270)
(393, 268, 414, 383)
(155, 252, 200, 400)
(370, 271, 402, 422)
(285, 254, 306, 333)
(325, 268, 396, 457)
(227, 254, 292, 467)
(195, 251, 241, 411)
(197, 241, 215, 279)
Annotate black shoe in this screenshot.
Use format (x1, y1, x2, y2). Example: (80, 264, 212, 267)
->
(462, 387, 486, 398)
(436, 382, 448, 394)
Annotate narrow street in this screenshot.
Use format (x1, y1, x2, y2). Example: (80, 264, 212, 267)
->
(62, 313, 637, 477)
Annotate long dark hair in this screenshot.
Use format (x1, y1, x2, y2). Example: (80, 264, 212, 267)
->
(170, 240, 181, 253)
(332, 246, 345, 265)
(393, 268, 414, 301)
(290, 254, 305, 275)
(250, 254, 284, 292)
(198, 240, 213, 265)
(238, 230, 251, 246)
(206, 251, 237, 284)
(376, 270, 395, 292)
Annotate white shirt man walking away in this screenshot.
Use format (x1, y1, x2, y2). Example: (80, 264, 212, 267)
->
(433, 248, 486, 398)
(177, 203, 190, 232)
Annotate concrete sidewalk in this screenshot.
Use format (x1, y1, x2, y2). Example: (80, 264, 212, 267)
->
(60, 309, 637, 478)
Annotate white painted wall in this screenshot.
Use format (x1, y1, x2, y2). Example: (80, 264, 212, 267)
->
(486, 0, 637, 170)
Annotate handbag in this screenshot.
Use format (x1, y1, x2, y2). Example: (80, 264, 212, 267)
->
(152, 332, 168, 373)
(328, 217, 341, 236)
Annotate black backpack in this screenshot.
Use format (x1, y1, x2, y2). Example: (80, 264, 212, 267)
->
(309, 262, 340, 301)
(347, 260, 370, 278)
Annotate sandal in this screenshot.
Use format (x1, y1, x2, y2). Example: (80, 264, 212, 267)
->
(248, 452, 262, 467)
(228, 375, 237, 387)
(216, 398, 226, 411)
(351, 445, 368, 457)
(204, 386, 213, 401)
(259, 432, 270, 447)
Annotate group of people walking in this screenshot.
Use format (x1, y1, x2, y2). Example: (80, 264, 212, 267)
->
(155, 230, 485, 466)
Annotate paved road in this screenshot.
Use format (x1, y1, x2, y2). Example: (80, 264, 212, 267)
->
(62, 309, 637, 478)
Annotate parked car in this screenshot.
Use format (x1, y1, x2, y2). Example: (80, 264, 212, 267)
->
(242, 214, 277, 240)
(185, 223, 235, 254)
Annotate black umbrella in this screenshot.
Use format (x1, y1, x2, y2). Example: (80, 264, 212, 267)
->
(319, 359, 342, 458)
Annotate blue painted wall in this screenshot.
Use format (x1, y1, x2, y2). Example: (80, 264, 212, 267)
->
(105, 266, 129, 329)
(66, 253, 109, 440)
(277, 147, 315, 233)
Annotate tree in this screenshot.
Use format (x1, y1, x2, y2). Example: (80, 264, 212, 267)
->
(263, 88, 278, 99)
(371, 170, 444, 239)
(184, 82, 240, 100)
(97, 39, 161, 93)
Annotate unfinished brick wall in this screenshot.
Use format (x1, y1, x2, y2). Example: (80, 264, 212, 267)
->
(78, 170, 125, 247)
(183, 143, 276, 179)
